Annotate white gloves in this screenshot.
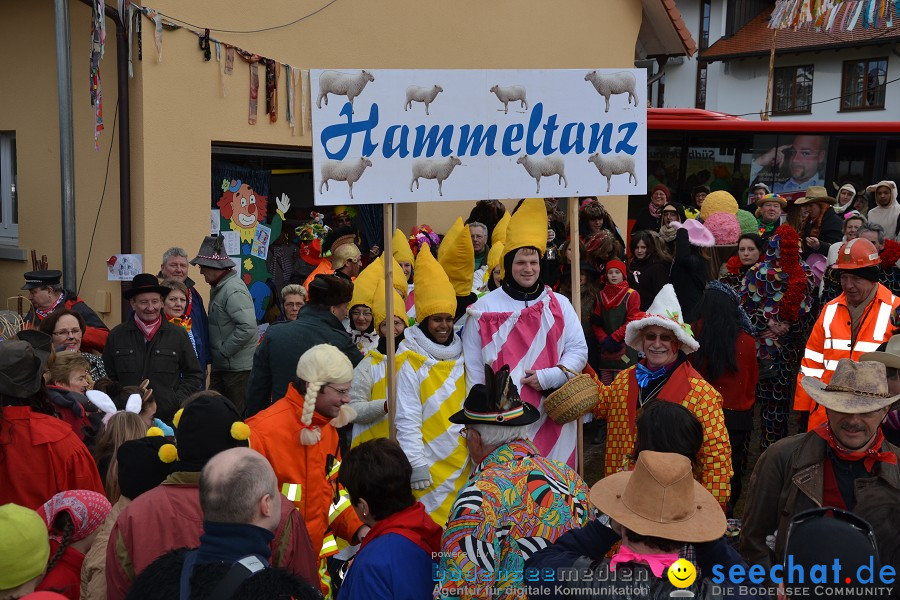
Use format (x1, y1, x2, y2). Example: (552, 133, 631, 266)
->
(276, 193, 291, 215)
(411, 465, 432, 490)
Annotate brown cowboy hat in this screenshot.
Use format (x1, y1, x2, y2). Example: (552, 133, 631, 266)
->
(861, 337, 900, 371)
(794, 185, 836, 206)
(800, 359, 900, 414)
(589, 451, 725, 543)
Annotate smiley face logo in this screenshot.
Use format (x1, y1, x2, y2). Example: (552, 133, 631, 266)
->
(667, 558, 697, 588)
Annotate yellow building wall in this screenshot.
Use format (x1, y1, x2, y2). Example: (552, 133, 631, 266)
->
(0, 1, 122, 323)
(2, 0, 641, 323)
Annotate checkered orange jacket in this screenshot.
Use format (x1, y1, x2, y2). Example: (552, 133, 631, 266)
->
(594, 361, 733, 507)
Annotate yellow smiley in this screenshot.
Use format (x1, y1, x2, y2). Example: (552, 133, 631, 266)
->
(667, 558, 697, 588)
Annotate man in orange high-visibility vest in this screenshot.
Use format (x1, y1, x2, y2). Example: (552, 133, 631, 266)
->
(796, 237, 900, 430)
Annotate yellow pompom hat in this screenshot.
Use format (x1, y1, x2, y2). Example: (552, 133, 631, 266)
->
(504, 198, 547, 259)
(372, 277, 408, 330)
(414, 243, 457, 323)
(438, 217, 465, 263)
(492, 210, 510, 246)
(392, 228, 415, 265)
(349, 256, 381, 309)
(699, 190, 739, 221)
(438, 218, 475, 297)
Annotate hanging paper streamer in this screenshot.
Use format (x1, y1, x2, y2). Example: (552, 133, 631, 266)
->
(265, 59, 278, 123)
(302, 69, 311, 134)
(288, 66, 299, 135)
(90, 0, 106, 150)
(769, 0, 896, 30)
(249, 61, 260, 125)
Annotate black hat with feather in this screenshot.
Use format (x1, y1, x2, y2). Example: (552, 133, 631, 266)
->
(450, 364, 539, 426)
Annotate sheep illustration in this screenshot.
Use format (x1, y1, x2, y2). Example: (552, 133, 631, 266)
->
(409, 156, 462, 196)
(588, 152, 637, 192)
(405, 85, 443, 115)
(516, 155, 567, 194)
(490, 85, 528, 114)
(319, 157, 373, 200)
(584, 71, 638, 112)
(316, 70, 375, 114)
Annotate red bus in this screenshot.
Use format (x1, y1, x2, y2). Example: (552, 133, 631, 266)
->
(633, 108, 900, 217)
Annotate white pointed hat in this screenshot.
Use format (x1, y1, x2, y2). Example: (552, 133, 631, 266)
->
(624, 284, 699, 354)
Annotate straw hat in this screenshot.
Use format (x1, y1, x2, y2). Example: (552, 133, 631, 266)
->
(589, 451, 726, 543)
(794, 185, 836, 206)
(624, 284, 699, 354)
(861, 336, 900, 370)
(800, 359, 900, 414)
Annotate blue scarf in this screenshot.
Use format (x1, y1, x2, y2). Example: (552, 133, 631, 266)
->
(635, 363, 670, 388)
(195, 521, 274, 565)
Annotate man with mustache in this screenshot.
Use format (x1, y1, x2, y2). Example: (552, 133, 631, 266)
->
(742, 359, 900, 574)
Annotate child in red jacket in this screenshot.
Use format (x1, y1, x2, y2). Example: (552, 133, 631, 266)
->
(590, 260, 641, 385)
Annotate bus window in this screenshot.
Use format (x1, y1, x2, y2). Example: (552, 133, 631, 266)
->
(834, 139, 877, 193)
(685, 134, 754, 207)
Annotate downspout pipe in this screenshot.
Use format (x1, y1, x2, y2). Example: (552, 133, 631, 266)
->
(76, 0, 132, 317)
(54, 0, 76, 289)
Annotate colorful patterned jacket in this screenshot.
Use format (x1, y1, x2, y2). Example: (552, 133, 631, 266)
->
(595, 361, 733, 507)
(437, 439, 593, 599)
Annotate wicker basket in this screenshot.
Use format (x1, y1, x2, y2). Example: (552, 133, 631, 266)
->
(544, 365, 599, 425)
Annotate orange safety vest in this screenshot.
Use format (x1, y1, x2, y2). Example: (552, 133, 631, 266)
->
(795, 283, 900, 429)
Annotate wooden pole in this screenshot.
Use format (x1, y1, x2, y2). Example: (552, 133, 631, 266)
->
(384, 204, 398, 440)
(763, 28, 777, 121)
(567, 196, 585, 477)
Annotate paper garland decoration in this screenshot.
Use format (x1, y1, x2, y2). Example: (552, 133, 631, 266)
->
(769, 0, 896, 31)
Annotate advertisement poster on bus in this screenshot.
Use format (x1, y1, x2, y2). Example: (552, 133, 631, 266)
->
(750, 134, 828, 194)
(310, 68, 647, 205)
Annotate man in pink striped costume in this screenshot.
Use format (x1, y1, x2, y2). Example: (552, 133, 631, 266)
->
(462, 198, 588, 468)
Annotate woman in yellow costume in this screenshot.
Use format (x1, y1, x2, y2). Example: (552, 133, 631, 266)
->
(396, 243, 470, 527)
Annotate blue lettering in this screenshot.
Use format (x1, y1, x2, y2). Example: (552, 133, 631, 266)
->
(502, 124, 525, 156)
(560, 122, 585, 154)
(786, 554, 804, 583)
(748, 565, 766, 584)
(524, 567, 540, 582)
(412, 124, 455, 157)
(464, 566, 477, 582)
(432, 564, 443, 582)
(383, 125, 410, 158)
(542, 567, 555, 583)
(615, 122, 639, 154)
(525, 103, 543, 155)
(711, 565, 725, 584)
(810, 565, 828, 584)
(857, 557, 874, 584)
(881, 565, 896, 584)
(729, 564, 746, 583)
(457, 124, 497, 156)
(588, 122, 613, 154)
(771, 564, 783, 584)
(319, 103, 379, 160)
(541, 112, 560, 155)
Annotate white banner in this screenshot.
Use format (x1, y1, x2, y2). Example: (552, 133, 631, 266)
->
(311, 69, 646, 205)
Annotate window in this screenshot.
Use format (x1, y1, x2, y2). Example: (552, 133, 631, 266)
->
(841, 58, 887, 111)
(0, 133, 17, 245)
(695, 63, 708, 109)
(773, 65, 814, 115)
(695, 0, 711, 109)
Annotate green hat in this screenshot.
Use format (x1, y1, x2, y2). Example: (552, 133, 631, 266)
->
(0, 503, 50, 590)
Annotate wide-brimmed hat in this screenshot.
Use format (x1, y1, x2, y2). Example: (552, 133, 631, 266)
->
(123, 273, 170, 300)
(450, 365, 539, 426)
(670, 219, 715, 248)
(190, 235, 236, 269)
(0, 340, 46, 399)
(861, 336, 900, 370)
(21, 269, 62, 291)
(15, 330, 52, 363)
(794, 185, 836, 206)
(755, 193, 787, 209)
(625, 284, 698, 354)
(800, 359, 900, 414)
(590, 451, 726, 543)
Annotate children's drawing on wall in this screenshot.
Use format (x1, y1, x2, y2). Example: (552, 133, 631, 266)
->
(213, 163, 290, 322)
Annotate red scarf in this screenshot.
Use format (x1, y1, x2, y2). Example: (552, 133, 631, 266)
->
(813, 422, 898, 472)
(134, 314, 162, 342)
(724, 254, 743, 276)
(35, 292, 65, 320)
(358, 501, 442, 556)
(600, 281, 630, 310)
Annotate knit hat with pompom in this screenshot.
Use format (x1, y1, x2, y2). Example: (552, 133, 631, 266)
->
(704, 212, 741, 245)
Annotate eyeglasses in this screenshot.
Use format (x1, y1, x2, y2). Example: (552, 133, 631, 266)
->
(642, 332, 674, 342)
(52, 328, 82, 337)
(325, 384, 351, 397)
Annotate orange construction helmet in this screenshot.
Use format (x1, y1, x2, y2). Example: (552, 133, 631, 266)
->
(833, 238, 880, 269)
